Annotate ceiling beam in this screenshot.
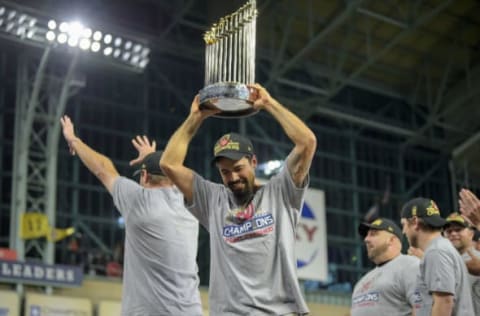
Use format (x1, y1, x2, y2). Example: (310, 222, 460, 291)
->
(325, 0, 454, 99)
(312, 105, 415, 137)
(453, 130, 480, 159)
(403, 64, 480, 147)
(264, 0, 366, 88)
(157, 0, 196, 41)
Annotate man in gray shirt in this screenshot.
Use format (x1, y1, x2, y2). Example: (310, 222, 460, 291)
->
(160, 84, 317, 315)
(443, 212, 480, 315)
(352, 218, 420, 316)
(401, 197, 474, 316)
(60, 116, 202, 316)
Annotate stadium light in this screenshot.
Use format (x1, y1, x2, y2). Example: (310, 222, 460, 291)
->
(257, 160, 284, 177)
(0, 2, 150, 71)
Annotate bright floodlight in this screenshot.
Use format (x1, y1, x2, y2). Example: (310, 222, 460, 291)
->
(59, 21, 69, 33)
(0, 3, 151, 71)
(46, 31, 55, 41)
(67, 21, 83, 38)
(257, 160, 284, 176)
(6, 22, 14, 32)
(47, 19, 56, 29)
(91, 41, 100, 52)
(57, 33, 67, 44)
(82, 27, 92, 38)
(139, 58, 149, 68)
(103, 46, 112, 56)
(79, 38, 91, 50)
(93, 31, 102, 41)
(104, 34, 112, 44)
(16, 26, 25, 37)
(67, 36, 78, 47)
(131, 55, 140, 64)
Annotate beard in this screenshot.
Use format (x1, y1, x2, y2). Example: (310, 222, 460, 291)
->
(367, 242, 389, 262)
(228, 178, 254, 205)
(449, 239, 461, 249)
(409, 234, 419, 248)
(451, 240, 467, 253)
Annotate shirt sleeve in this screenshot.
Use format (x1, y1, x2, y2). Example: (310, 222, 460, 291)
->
(423, 250, 456, 295)
(186, 172, 222, 231)
(270, 156, 309, 211)
(402, 257, 421, 306)
(112, 176, 143, 217)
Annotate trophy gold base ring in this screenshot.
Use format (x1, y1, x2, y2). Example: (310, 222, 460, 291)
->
(199, 82, 258, 118)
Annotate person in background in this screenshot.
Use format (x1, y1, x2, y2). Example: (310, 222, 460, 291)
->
(61, 116, 202, 316)
(443, 212, 480, 314)
(351, 217, 420, 316)
(400, 197, 474, 316)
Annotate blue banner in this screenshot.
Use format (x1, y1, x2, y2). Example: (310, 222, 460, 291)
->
(0, 260, 83, 287)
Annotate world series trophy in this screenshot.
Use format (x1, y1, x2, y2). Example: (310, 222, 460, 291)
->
(199, 0, 258, 118)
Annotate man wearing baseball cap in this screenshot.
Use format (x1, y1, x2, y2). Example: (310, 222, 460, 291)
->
(160, 84, 316, 315)
(60, 116, 202, 316)
(443, 212, 480, 314)
(400, 197, 474, 316)
(351, 218, 420, 316)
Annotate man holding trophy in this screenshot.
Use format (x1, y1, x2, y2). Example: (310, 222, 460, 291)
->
(160, 84, 316, 315)
(160, 1, 316, 314)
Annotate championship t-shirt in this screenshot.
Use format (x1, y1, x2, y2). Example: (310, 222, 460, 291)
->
(187, 165, 309, 316)
(351, 254, 420, 316)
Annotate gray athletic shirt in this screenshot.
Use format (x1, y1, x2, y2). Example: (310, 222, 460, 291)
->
(112, 177, 202, 316)
(187, 164, 309, 316)
(462, 248, 480, 315)
(351, 254, 420, 316)
(415, 236, 474, 316)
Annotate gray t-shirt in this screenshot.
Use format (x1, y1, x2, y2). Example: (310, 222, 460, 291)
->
(351, 254, 420, 316)
(462, 248, 480, 315)
(112, 177, 202, 316)
(415, 236, 474, 316)
(187, 165, 309, 316)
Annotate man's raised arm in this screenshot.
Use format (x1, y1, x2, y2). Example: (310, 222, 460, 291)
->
(160, 95, 219, 203)
(249, 84, 317, 186)
(60, 115, 119, 194)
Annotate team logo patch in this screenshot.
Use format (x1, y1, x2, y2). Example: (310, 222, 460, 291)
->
(426, 200, 440, 216)
(228, 202, 255, 223)
(223, 213, 274, 242)
(218, 135, 230, 147)
(352, 291, 380, 306)
(371, 219, 382, 226)
(413, 290, 423, 304)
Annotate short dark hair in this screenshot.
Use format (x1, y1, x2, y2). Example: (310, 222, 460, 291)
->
(147, 173, 170, 186)
(407, 217, 441, 233)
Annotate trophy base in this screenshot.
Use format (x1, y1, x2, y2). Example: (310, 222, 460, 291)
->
(199, 82, 258, 118)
